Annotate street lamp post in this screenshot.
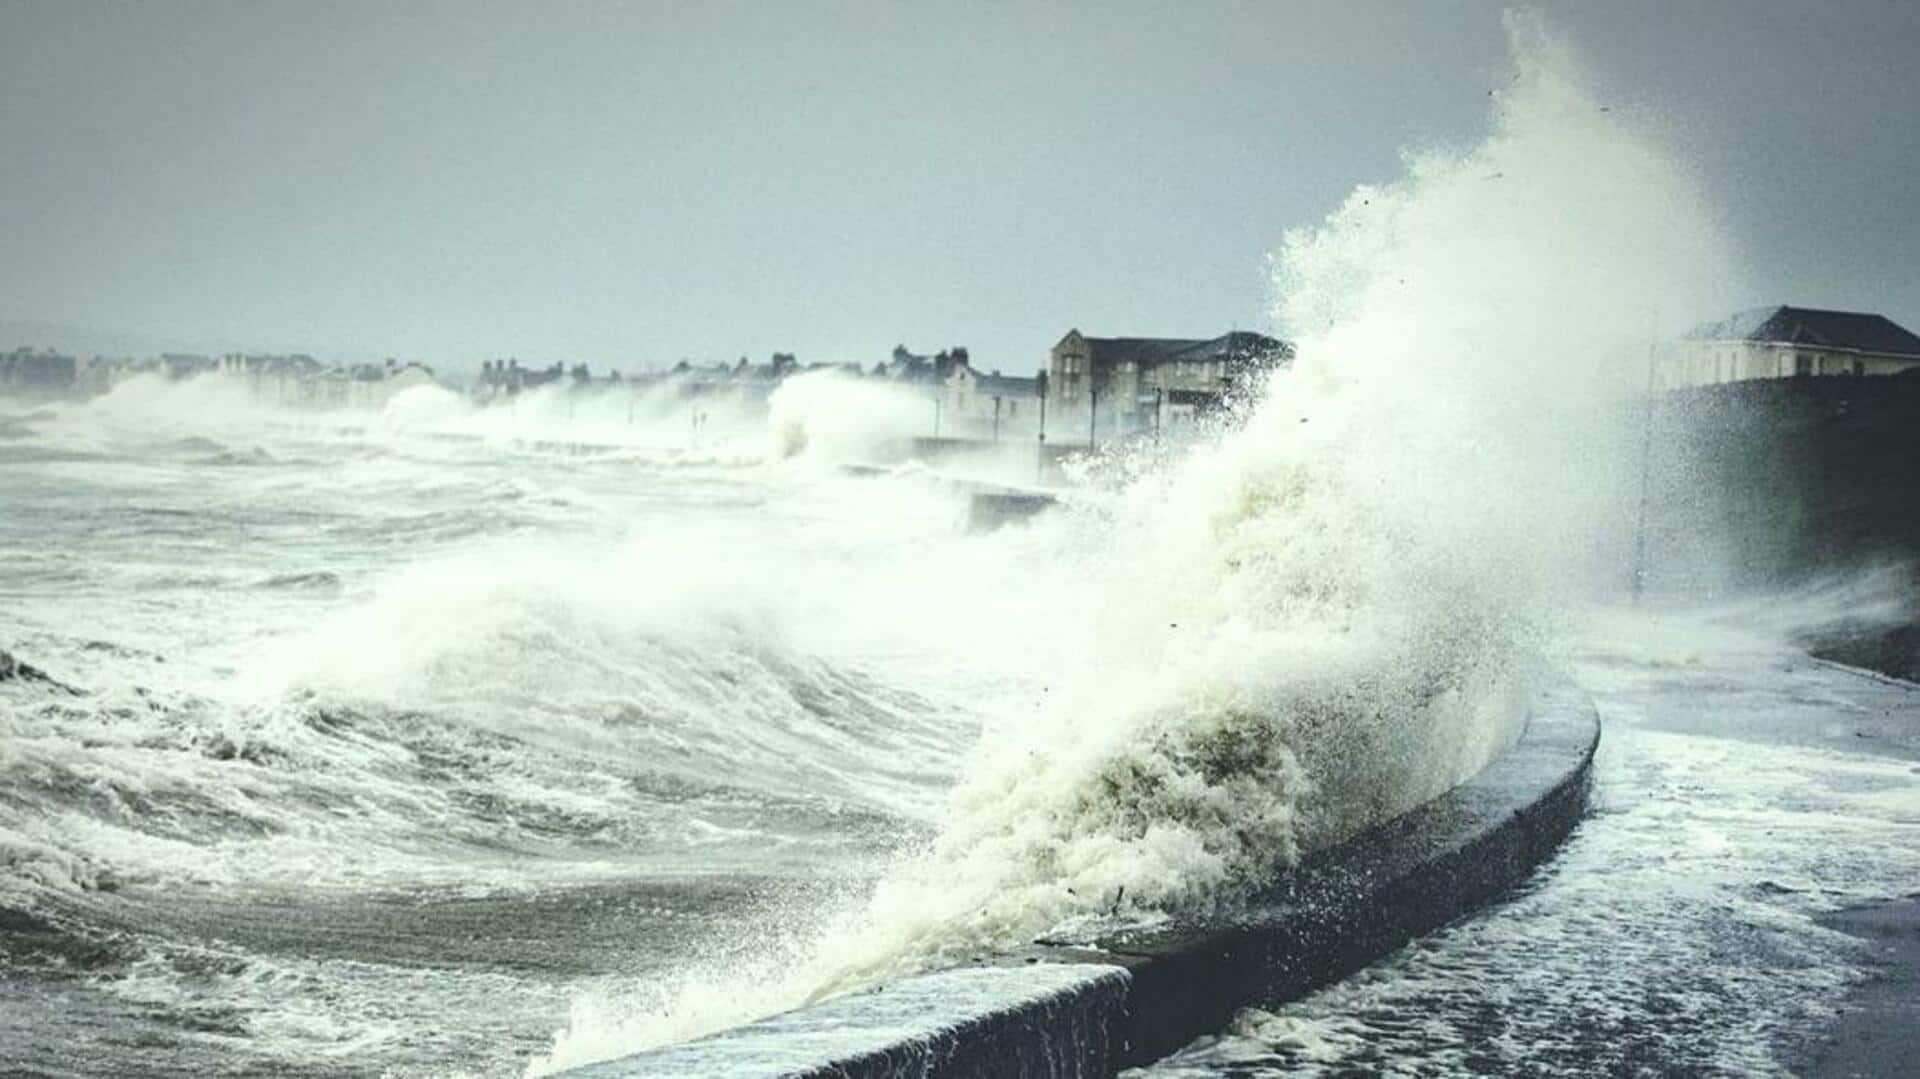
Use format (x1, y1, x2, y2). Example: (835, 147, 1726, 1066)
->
(1631, 340, 1658, 604)
(1033, 370, 1052, 484)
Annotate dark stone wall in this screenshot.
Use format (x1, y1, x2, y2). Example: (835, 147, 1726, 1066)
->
(1648, 376, 1920, 589)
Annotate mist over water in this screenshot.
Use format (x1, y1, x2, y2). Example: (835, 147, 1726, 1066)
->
(528, 16, 1751, 1072)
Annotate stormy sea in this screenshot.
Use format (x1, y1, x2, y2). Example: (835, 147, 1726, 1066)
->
(6, 19, 1917, 1079)
(0, 382, 1042, 1076)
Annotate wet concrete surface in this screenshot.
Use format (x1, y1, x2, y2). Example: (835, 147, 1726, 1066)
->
(1800, 896, 1920, 1079)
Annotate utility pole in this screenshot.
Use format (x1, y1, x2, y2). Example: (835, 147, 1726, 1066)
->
(1036, 386, 1048, 484)
(1632, 314, 1660, 604)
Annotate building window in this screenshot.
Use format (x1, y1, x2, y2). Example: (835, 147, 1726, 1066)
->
(1794, 354, 1812, 377)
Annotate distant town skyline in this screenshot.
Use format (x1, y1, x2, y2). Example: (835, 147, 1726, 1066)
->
(4, 1, 1919, 375)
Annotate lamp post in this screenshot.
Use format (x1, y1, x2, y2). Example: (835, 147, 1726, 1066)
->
(1036, 372, 1049, 441)
(1631, 339, 1658, 604)
(1034, 369, 1051, 484)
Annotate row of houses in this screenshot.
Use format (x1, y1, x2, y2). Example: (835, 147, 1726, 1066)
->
(10, 304, 1915, 428)
(217, 353, 438, 408)
(459, 332, 1289, 444)
(473, 353, 870, 412)
(856, 331, 1293, 443)
(0, 348, 231, 398)
(0, 348, 438, 408)
(936, 306, 1920, 444)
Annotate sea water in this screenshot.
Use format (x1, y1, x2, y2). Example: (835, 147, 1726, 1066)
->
(0, 382, 1067, 1076)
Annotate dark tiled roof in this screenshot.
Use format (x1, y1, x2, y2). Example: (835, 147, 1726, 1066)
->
(973, 372, 1039, 396)
(1687, 306, 1920, 358)
(1073, 330, 1293, 369)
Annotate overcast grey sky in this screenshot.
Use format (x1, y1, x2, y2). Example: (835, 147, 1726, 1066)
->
(3, 1, 1917, 374)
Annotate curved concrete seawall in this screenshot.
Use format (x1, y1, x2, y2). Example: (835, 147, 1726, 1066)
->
(567, 678, 1600, 1079)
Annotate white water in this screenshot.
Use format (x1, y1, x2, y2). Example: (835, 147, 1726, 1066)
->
(1, 369, 1083, 1075)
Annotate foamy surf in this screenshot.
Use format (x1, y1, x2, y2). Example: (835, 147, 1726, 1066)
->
(2, 382, 1078, 1075)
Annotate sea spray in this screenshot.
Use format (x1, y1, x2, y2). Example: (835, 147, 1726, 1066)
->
(375, 377, 773, 458)
(529, 13, 1746, 1073)
(765, 367, 933, 460)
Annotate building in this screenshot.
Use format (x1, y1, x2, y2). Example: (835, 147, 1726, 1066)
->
(209, 352, 434, 408)
(881, 345, 970, 385)
(475, 359, 572, 399)
(0, 348, 78, 397)
(346, 359, 437, 408)
(161, 353, 218, 379)
(218, 352, 323, 404)
(1668, 305, 1920, 389)
(944, 360, 1044, 440)
(1045, 329, 1292, 444)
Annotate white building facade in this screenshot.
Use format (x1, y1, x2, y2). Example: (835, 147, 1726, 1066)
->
(944, 362, 1042, 440)
(1668, 305, 1920, 389)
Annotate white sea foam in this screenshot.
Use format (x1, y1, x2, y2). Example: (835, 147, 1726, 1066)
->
(0, 434, 1062, 908)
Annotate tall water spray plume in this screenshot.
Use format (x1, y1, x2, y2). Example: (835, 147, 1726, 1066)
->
(531, 14, 1746, 1072)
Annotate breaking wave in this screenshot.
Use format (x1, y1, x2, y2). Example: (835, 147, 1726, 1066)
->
(1, 545, 970, 910)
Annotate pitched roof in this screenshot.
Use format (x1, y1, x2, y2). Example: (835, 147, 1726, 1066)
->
(1066, 330, 1293, 369)
(1687, 306, 1920, 358)
(973, 371, 1039, 397)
